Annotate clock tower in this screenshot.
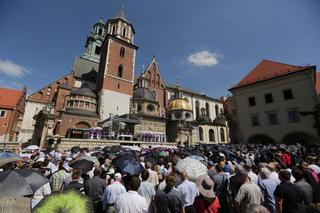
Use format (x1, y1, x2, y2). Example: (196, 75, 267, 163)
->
(97, 7, 138, 119)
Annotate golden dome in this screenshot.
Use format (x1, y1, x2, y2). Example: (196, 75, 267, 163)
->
(167, 98, 192, 111)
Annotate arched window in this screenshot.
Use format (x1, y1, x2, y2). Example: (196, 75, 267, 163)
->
(199, 127, 203, 141)
(206, 102, 210, 117)
(98, 28, 102, 35)
(195, 101, 200, 118)
(120, 47, 125, 57)
(122, 28, 126, 37)
(112, 26, 116, 35)
(117, 65, 123, 78)
(209, 129, 215, 142)
(215, 105, 219, 119)
(220, 128, 225, 142)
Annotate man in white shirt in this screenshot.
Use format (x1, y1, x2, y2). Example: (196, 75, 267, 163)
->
(145, 161, 159, 186)
(138, 170, 156, 213)
(115, 176, 148, 213)
(245, 163, 258, 184)
(177, 171, 198, 213)
(102, 173, 126, 213)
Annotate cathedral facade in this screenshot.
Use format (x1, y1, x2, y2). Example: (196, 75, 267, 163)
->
(18, 9, 229, 146)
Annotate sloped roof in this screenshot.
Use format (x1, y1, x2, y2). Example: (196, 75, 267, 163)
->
(230, 60, 312, 90)
(0, 88, 24, 109)
(73, 57, 99, 80)
(316, 73, 320, 96)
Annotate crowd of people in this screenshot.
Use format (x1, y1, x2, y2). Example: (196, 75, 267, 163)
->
(1, 143, 320, 213)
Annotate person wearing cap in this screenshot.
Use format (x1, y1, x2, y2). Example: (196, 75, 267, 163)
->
(207, 161, 217, 181)
(102, 172, 126, 213)
(193, 175, 220, 213)
(234, 170, 264, 213)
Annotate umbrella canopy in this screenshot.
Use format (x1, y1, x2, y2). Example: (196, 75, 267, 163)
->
(0, 169, 49, 196)
(187, 155, 206, 161)
(34, 190, 93, 213)
(176, 158, 208, 182)
(69, 159, 94, 174)
(71, 146, 80, 154)
(0, 152, 21, 167)
(25, 145, 40, 150)
(114, 156, 144, 175)
(81, 156, 99, 165)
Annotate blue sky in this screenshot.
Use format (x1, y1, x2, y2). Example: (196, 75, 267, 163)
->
(0, 0, 319, 98)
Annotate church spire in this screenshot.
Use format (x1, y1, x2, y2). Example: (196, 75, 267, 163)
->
(175, 76, 183, 99)
(112, 5, 128, 22)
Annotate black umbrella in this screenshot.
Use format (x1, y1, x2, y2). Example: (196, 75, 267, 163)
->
(69, 159, 94, 174)
(71, 146, 80, 154)
(0, 169, 49, 196)
(114, 156, 144, 175)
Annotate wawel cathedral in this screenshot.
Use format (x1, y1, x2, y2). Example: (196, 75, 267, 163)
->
(18, 8, 229, 147)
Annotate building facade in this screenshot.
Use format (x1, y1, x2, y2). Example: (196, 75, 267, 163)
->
(229, 60, 319, 145)
(19, 8, 229, 146)
(0, 87, 26, 143)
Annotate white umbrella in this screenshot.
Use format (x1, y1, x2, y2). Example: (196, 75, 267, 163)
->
(25, 145, 40, 150)
(176, 157, 208, 182)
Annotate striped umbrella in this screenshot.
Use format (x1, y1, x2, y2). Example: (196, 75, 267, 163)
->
(176, 157, 208, 182)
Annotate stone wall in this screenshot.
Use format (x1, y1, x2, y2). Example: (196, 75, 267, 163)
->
(53, 138, 176, 151)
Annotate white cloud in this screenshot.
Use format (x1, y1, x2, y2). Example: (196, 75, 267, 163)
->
(0, 59, 28, 77)
(187, 50, 220, 67)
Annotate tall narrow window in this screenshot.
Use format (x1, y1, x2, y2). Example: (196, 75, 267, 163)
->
(117, 65, 123, 78)
(288, 111, 300, 123)
(112, 26, 116, 35)
(195, 101, 200, 118)
(95, 46, 101, 55)
(248, 97, 256, 106)
(251, 115, 260, 126)
(220, 128, 225, 142)
(98, 28, 102, 35)
(215, 105, 219, 119)
(199, 127, 203, 141)
(120, 47, 125, 57)
(122, 28, 126, 37)
(206, 103, 210, 117)
(209, 129, 215, 142)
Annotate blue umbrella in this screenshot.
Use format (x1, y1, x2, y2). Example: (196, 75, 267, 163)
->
(0, 152, 20, 159)
(115, 157, 144, 176)
(0, 152, 21, 167)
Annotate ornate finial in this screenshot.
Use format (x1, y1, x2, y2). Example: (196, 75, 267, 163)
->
(121, 4, 125, 10)
(142, 64, 145, 71)
(176, 76, 180, 88)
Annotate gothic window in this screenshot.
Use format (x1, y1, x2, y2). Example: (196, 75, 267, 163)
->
(98, 28, 102, 35)
(123, 28, 126, 37)
(209, 129, 215, 142)
(206, 102, 210, 117)
(120, 47, 125, 57)
(117, 65, 123, 78)
(220, 128, 225, 142)
(157, 74, 160, 87)
(195, 101, 200, 118)
(95, 46, 101, 55)
(137, 104, 142, 112)
(112, 26, 116, 35)
(215, 105, 219, 119)
(199, 127, 203, 141)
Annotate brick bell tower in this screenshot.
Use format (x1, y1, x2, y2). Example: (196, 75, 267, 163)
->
(97, 7, 138, 120)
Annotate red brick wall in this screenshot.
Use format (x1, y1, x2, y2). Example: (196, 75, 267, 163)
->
(97, 37, 135, 96)
(28, 73, 74, 103)
(54, 87, 71, 115)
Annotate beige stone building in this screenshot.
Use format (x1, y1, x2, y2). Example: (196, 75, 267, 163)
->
(229, 60, 319, 145)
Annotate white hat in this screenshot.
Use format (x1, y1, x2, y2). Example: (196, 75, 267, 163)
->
(114, 173, 122, 179)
